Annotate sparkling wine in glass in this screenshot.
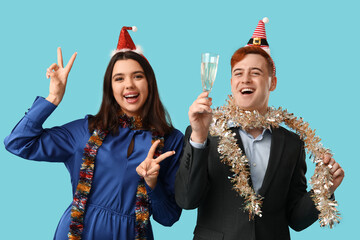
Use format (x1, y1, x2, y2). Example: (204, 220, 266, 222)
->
(201, 53, 219, 93)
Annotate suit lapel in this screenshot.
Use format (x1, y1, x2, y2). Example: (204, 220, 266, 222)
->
(258, 127, 285, 196)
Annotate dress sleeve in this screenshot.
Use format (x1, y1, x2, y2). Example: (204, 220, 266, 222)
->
(4, 96, 84, 163)
(145, 128, 184, 227)
(286, 140, 319, 231)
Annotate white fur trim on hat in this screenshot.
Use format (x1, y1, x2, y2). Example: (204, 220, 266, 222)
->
(262, 46, 270, 55)
(110, 45, 144, 57)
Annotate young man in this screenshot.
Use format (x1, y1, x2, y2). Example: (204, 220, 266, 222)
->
(175, 18, 344, 240)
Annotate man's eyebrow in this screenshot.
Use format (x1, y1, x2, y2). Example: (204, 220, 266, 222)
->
(233, 67, 263, 73)
(232, 68, 243, 73)
(250, 67, 263, 72)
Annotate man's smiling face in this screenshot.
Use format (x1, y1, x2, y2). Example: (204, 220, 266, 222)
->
(231, 53, 277, 114)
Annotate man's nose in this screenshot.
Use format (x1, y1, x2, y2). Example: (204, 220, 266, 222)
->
(241, 72, 251, 83)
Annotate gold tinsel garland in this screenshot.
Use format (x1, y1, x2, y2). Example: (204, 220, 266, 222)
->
(209, 96, 340, 228)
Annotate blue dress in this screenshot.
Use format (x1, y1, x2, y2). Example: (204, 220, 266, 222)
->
(4, 97, 183, 240)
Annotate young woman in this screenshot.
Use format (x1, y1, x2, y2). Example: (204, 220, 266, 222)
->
(4, 27, 183, 240)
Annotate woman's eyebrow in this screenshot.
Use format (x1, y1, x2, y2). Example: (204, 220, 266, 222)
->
(112, 73, 124, 79)
(133, 71, 145, 75)
(112, 71, 145, 79)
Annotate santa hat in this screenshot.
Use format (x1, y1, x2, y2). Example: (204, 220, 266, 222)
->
(246, 17, 270, 54)
(111, 26, 143, 56)
(246, 17, 275, 76)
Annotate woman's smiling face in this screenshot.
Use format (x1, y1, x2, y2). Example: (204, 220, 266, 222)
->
(112, 59, 149, 116)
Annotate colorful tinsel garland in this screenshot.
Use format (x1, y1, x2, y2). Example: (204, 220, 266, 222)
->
(68, 114, 164, 240)
(209, 96, 340, 228)
(68, 129, 107, 240)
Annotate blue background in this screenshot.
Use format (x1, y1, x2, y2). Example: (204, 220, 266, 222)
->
(0, 0, 358, 239)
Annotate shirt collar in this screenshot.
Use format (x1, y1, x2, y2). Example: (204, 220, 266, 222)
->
(239, 126, 272, 140)
(239, 126, 272, 134)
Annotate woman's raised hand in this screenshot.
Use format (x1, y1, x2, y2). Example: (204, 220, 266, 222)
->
(136, 140, 175, 189)
(45, 47, 77, 106)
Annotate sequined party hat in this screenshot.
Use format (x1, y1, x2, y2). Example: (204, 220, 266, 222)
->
(112, 26, 143, 56)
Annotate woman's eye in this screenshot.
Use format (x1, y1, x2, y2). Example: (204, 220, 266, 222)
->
(134, 74, 144, 79)
(115, 77, 124, 81)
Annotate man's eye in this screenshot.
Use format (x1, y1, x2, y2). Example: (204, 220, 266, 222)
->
(252, 72, 260, 76)
(234, 73, 242, 76)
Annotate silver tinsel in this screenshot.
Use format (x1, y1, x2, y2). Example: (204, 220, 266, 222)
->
(210, 96, 340, 228)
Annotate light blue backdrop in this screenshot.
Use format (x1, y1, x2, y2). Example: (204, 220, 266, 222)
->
(1, 0, 358, 239)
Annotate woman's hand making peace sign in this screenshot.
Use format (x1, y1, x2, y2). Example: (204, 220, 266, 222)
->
(45, 47, 77, 106)
(136, 140, 176, 189)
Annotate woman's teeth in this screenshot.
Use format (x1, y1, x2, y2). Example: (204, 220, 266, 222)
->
(124, 94, 139, 99)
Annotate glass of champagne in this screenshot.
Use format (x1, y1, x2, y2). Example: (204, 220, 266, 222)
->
(201, 53, 219, 93)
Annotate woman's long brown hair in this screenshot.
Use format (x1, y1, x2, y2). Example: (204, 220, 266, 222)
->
(88, 51, 173, 135)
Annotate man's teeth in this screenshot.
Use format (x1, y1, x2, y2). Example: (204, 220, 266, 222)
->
(241, 88, 254, 94)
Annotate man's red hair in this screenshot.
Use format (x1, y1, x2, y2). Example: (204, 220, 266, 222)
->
(231, 46, 275, 77)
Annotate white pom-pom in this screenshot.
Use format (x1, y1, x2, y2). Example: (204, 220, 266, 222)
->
(132, 26, 138, 32)
(262, 17, 269, 24)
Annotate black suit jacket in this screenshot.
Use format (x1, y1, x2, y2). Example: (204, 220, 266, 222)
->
(175, 126, 319, 240)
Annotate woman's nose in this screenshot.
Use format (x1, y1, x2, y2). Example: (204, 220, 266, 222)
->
(125, 77, 135, 89)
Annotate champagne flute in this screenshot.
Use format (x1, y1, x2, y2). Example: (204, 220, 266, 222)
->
(201, 53, 219, 93)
